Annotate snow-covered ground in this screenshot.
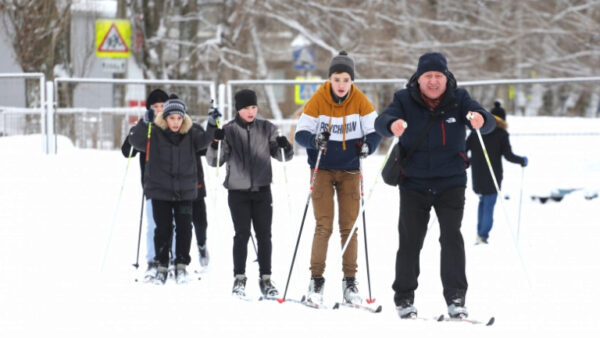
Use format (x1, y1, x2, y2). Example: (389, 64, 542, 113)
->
(1, 116, 599, 337)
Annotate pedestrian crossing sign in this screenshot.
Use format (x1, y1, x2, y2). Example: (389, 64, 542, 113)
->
(96, 20, 131, 58)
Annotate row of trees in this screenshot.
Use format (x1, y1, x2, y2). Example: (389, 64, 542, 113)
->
(1, 0, 599, 117)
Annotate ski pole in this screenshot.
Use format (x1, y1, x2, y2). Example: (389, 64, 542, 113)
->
(277, 129, 294, 224)
(250, 231, 259, 262)
(516, 166, 525, 243)
(277, 145, 326, 303)
(358, 158, 375, 304)
(211, 100, 223, 229)
(132, 192, 145, 269)
(472, 123, 531, 287)
(340, 138, 397, 256)
(101, 144, 135, 272)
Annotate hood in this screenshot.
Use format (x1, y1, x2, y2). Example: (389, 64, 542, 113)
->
(154, 112, 193, 134)
(494, 115, 508, 130)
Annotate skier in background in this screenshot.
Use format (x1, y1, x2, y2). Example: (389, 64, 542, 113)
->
(466, 100, 528, 244)
(120, 89, 168, 281)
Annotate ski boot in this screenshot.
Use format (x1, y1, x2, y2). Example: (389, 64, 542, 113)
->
(154, 266, 168, 285)
(259, 275, 279, 298)
(143, 261, 158, 282)
(232, 274, 247, 297)
(395, 299, 417, 319)
(448, 298, 468, 318)
(342, 277, 362, 304)
(175, 264, 188, 284)
(306, 276, 325, 305)
(198, 244, 210, 267)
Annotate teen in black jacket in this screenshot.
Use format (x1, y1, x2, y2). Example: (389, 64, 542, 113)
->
(129, 96, 215, 283)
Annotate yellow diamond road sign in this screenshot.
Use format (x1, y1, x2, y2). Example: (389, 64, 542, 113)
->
(96, 20, 131, 58)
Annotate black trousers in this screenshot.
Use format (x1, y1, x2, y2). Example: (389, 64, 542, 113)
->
(152, 199, 193, 267)
(392, 186, 468, 306)
(192, 197, 208, 247)
(228, 187, 273, 277)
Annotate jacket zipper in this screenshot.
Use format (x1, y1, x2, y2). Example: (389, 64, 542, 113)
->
(441, 122, 446, 146)
(247, 124, 253, 189)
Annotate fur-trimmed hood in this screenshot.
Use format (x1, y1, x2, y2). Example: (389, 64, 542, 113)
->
(153, 112, 193, 134)
(494, 115, 508, 130)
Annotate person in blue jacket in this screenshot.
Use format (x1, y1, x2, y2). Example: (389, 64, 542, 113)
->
(375, 52, 496, 319)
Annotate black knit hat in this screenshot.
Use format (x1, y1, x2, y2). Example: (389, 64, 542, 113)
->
(235, 89, 258, 111)
(328, 51, 355, 80)
(416, 52, 448, 79)
(491, 101, 506, 121)
(162, 94, 186, 118)
(146, 89, 169, 110)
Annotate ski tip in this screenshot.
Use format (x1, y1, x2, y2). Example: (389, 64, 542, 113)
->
(301, 295, 306, 302)
(276, 298, 285, 304)
(375, 305, 383, 313)
(366, 298, 376, 304)
(436, 314, 445, 322)
(333, 303, 340, 310)
(486, 317, 495, 326)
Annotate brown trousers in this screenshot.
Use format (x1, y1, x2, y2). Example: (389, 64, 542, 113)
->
(310, 169, 360, 277)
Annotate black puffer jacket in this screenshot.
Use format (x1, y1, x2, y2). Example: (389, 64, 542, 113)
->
(466, 117, 526, 195)
(128, 113, 214, 201)
(375, 72, 496, 193)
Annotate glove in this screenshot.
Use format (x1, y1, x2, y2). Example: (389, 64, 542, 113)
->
(211, 128, 225, 149)
(315, 131, 330, 149)
(522, 156, 528, 167)
(356, 141, 369, 159)
(276, 136, 290, 149)
(208, 107, 222, 126)
(143, 108, 155, 123)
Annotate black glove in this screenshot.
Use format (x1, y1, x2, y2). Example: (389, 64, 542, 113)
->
(211, 128, 225, 149)
(356, 141, 369, 159)
(315, 131, 330, 149)
(276, 136, 290, 149)
(522, 156, 528, 167)
(208, 107, 222, 126)
(143, 108, 155, 123)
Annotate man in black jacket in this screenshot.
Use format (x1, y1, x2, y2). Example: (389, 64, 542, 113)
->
(466, 101, 527, 244)
(375, 52, 496, 319)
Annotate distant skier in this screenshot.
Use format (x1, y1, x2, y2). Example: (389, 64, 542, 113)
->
(466, 100, 528, 244)
(120, 88, 168, 280)
(206, 89, 293, 298)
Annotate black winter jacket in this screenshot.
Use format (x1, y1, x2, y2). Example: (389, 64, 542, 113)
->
(466, 117, 525, 195)
(128, 114, 215, 201)
(375, 73, 496, 193)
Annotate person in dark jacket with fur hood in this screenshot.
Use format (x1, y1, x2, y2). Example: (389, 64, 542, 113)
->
(375, 52, 496, 320)
(128, 95, 216, 284)
(466, 100, 527, 244)
(206, 89, 293, 299)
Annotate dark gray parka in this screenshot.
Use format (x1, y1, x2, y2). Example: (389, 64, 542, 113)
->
(206, 114, 293, 191)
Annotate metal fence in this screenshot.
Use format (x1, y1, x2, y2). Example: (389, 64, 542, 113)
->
(1, 73, 598, 154)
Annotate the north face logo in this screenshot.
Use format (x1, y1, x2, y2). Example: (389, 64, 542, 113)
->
(446, 117, 456, 123)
